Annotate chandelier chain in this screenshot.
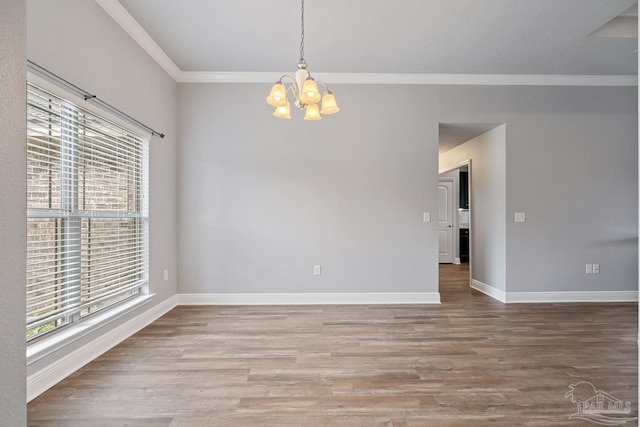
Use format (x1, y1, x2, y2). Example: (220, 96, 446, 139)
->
(299, 0, 305, 63)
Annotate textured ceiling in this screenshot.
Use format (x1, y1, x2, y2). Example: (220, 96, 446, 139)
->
(117, 0, 637, 75)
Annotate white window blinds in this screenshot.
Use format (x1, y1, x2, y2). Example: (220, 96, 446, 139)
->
(26, 82, 149, 341)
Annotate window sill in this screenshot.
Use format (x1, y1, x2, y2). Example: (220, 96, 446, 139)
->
(27, 294, 155, 366)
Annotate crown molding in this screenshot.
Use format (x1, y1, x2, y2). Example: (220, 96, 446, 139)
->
(95, 0, 181, 80)
(176, 71, 637, 86)
(97, 1, 638, 87)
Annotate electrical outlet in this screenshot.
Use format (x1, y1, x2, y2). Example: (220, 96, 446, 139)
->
(164, 269, 169, 281)
(423, 212, 431, 223)
(313, 265, 321, 275)
(515, 212, 526, 222)
(592, 264, 600, 274)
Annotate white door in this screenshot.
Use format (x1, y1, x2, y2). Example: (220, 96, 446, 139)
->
(438, 180, 454, 264)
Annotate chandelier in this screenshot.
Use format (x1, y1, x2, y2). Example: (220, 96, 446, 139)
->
(266, 0, 339, 120)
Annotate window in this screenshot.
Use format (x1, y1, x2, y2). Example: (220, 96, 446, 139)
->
(26, 82, 148, 341)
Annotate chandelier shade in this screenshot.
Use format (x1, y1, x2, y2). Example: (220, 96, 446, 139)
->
(320, 92, 339, 115)
(304, 103, 321, 121)
(266, 0, 338, 120)
(266, 82, 287, 107)
(273, 101, 292, 119)
(300, 78, 321, 104)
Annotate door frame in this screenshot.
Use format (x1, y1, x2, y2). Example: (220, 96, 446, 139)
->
(439, 160, 473, 290)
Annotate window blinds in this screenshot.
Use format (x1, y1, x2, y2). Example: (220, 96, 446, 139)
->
(26, 82, 149, 341)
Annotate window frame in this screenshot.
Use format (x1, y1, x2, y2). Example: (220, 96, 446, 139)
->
(25, 72, 152, 354)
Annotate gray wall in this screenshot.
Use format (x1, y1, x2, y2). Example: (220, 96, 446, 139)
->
(505, 88, 638, 292)
(0, 0, 27, 424)
(178, 83, 439, 294)
(440, 126, 507, 291)
(27, 0, 179, 374)
(179, 84, 637, 296)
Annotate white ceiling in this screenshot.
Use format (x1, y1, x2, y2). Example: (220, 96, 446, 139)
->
(111, 0, 637, 78)
(439, 123, 502, 155)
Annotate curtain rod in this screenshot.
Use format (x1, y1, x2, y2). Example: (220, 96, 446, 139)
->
(27, 60, 165, 139)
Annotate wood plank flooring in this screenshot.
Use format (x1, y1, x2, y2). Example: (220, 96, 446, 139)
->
(28, 264, 638, 426)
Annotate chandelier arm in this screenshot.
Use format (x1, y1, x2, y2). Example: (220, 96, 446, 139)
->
(289, 86, 307, 110)
(279, 75, 300, 93)
(280, 75, 296, 85)
(285, 85, 297, 97)
(315, 81, 331, 94)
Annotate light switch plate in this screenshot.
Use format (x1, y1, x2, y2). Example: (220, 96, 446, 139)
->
(423, 212, 431, 223)
(515, 212, 526, 222)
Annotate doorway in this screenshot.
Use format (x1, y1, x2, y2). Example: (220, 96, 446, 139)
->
(438, 122, 507, 301)
(438, 162, 472, 300)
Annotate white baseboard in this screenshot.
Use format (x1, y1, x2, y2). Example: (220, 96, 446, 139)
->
(505, 290, 638, 303)
(178, 292, 441, 305)
(27, 295, 178, 402)
(471, 279, 638, 303)
(471, 279, 506, 302)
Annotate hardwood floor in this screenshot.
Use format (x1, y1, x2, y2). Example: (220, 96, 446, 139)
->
(28, 264, 638, 426)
